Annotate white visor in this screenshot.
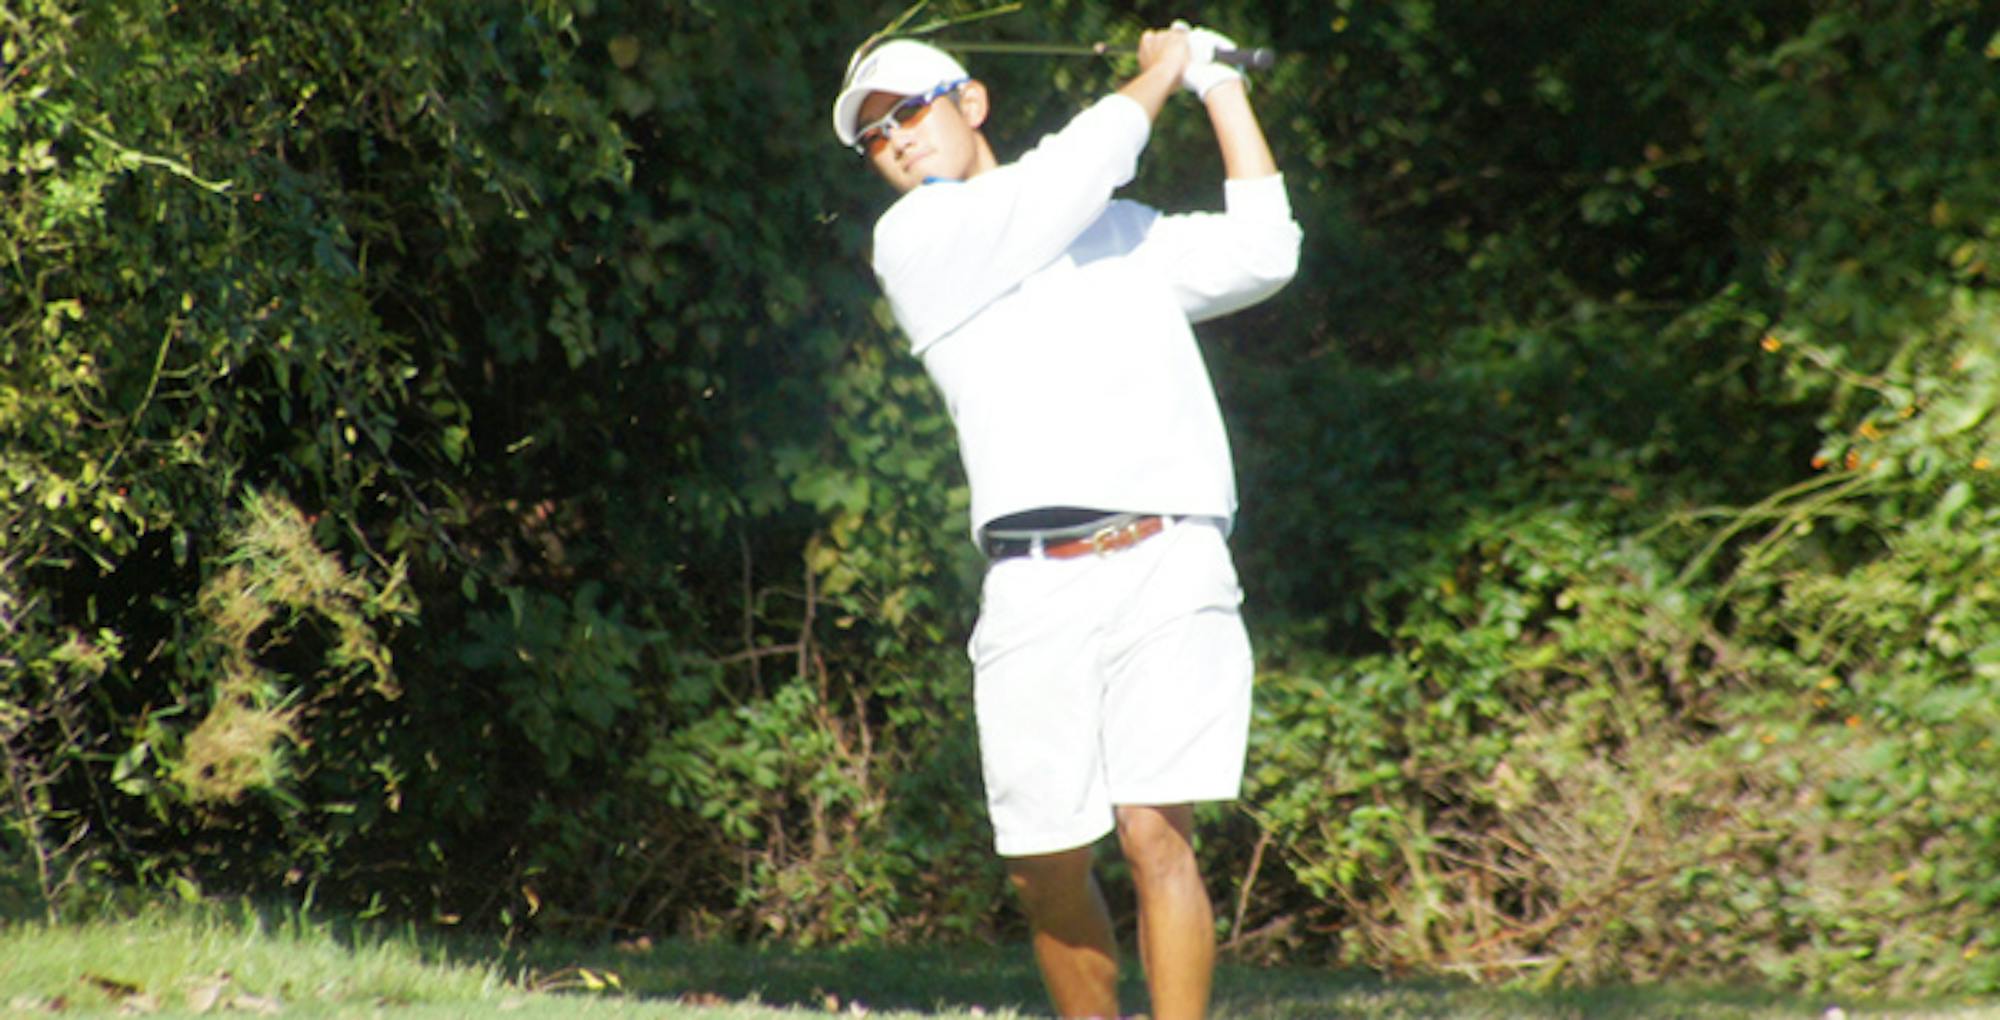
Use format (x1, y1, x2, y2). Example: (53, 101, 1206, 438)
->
(832, 39, 970, 147)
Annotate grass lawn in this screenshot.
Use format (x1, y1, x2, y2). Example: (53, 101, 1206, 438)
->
(3, 907, 1996, 1019)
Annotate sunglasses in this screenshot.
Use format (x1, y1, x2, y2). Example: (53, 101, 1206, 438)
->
(853, 78, 969, 157)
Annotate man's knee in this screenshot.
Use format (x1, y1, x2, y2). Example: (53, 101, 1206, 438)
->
(1114, 804, 1198, 883)
(1005, 846, 1096, 912)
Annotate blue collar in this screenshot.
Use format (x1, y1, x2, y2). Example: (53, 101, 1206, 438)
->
(922, 175, 961, 186)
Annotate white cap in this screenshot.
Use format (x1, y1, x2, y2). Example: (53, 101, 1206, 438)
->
(832, 39, 970, 147)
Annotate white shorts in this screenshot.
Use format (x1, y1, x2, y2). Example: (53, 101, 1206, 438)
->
(968, 516, 1254, 857)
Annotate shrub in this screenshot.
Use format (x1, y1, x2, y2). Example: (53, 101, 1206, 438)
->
(1234, 0, 2000, 996)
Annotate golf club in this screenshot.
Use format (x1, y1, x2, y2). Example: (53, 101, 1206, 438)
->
(939, 39, 1277, 70)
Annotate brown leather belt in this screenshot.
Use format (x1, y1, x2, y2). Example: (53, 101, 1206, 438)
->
(983, 514, 1168, 561)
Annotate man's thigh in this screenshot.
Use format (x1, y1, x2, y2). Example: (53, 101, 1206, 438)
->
(970, 549, 1118, 857)
(1101, 521, 1253, 806)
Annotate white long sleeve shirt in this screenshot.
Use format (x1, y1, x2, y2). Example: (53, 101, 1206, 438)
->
(871, 93, 1302, 542)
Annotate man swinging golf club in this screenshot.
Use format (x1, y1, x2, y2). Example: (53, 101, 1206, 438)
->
(833, 21, 1300, 1020)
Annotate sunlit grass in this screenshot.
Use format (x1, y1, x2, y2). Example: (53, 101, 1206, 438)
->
(0, 904, 502, 1014)
(3, 904, 1998, 1018)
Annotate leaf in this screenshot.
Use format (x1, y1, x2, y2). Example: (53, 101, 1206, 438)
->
(83, 974, 142, 999)
(228, 993, 284, 1015)
(111, 742, 154, 795)
(185, 973, 230, 1013)
(575, 967, 622, 991)
(1937, 481, 1972, 522)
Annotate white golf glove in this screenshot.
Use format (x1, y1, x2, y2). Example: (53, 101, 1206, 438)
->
(1173, 20, 1243, 100)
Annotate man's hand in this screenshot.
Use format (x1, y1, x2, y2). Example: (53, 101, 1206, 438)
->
(1117, 26, 1192, 122)
(1136, 25, 1193, 81)
(1174, 21, 1245, 100)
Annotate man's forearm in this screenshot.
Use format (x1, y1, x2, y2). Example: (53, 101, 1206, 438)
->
(1203, 80, 1278, 179)
(1118, 60, 1183, 122)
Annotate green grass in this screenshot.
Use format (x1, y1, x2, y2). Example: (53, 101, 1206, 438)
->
(3, 906, 1997, 1019)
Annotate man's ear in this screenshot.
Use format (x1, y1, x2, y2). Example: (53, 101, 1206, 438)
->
(958, 79, 990, 130)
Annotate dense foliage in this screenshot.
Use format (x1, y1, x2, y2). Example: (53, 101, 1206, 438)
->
(3, 0, 1996, 999)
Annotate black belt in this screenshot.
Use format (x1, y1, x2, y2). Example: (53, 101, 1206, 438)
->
(982, 511, 1169, 561)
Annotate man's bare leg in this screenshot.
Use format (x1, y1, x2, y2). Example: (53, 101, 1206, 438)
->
(1006, 846, 1121, 1018)
(1116, 804, 1213, 1020)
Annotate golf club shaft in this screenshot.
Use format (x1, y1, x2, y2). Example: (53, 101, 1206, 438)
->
(1217, 46, 1276, 70)
(942, 40, 1277, 70)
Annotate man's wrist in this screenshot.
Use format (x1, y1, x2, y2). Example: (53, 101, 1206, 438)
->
(1198, 74, 1248, 104)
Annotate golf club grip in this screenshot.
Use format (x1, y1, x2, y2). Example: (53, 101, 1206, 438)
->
(1217, 46, 1276, 70)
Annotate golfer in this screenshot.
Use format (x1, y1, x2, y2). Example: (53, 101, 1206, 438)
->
(833, 22, 1300, 1020)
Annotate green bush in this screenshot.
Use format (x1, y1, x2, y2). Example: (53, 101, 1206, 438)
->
(1234, 0, 2000, 996)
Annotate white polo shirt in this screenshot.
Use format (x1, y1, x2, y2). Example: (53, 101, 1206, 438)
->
(872, 93, 1302, 541)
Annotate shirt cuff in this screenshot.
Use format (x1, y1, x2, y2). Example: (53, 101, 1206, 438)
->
(1223, 173, 1293, 220)
(1094, 93, 1155, 153)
